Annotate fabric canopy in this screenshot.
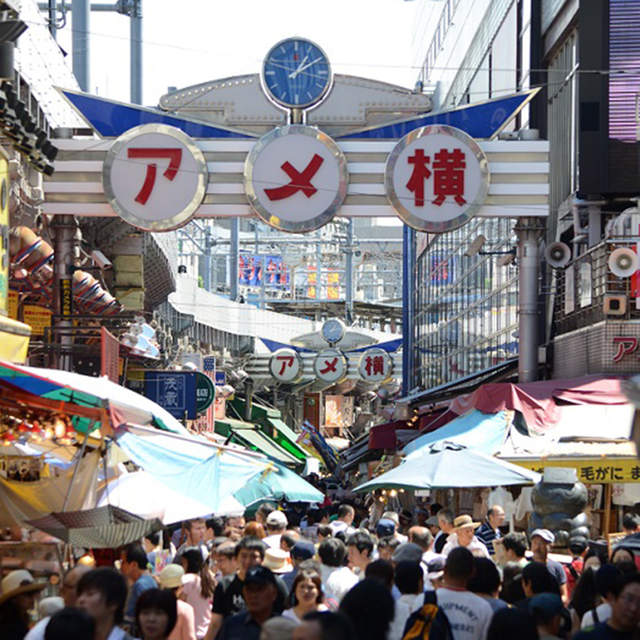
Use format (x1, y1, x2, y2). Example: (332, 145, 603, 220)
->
(98, 471, 244, 524)
(354, 442, 541, 493)
(0, 360, 188, 435)
(403, 409, 511, 457)
(27, 505, 162, 549)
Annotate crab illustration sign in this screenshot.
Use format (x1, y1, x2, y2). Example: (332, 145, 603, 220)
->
(385, 125, 490, 233)
(103, 123, 208, 231)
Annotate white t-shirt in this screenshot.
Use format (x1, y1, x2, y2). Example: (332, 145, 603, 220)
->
(329, 520, 355, 537)
(262, 533, 282, 549)
(442, 534, 490, 559)
(436, 588, 493, 640)
(388, 593, 424, 640)
(581, 603, 612, 629)
(25, 617, 48, 640)
(320, 564, 358, 605)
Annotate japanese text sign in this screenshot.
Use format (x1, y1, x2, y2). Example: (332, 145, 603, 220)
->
(244, 124, 348, 233)
(314, 348, 348, 384)
(104, 123, 208, 232)
(512, 458, 640, 484)
(269, 348, 303, 383)
(385, 125, 490, 233)
(358, 348, 393, 383)
(144, 370, 196, 419)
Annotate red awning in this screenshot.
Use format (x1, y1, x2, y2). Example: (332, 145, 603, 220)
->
(369, 420, 410, 450)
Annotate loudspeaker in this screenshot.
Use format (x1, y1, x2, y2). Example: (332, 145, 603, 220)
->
(608, 247, 640, 277)
(545, 242, 572, 268)
(603, 294, 627, 316)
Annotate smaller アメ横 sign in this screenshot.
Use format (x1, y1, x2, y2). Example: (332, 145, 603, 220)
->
(385, 124, 490, 233)
(314, 348, 348, 384)
(358, 348, 393, 383)
(269, 348, 303, 383)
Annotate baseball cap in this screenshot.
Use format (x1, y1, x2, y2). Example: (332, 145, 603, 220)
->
(158, 564, 185, 589)
(244, 565, 277, 587)
(266, 510, 288, 527)
(291, 541, 316, 561)
(376, 518, 396, 537)
(426, 556, 446, 580)
(392, 543, 424, 564)
(530, 529, 555, 544)
(529, 593, 563, 620)
(382, 511, 400, 526)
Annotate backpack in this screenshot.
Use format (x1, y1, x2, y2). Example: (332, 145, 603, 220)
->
(401, 591, 454, 640)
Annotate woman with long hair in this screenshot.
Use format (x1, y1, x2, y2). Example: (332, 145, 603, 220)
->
(0, 570, 46, 640)
(179, 547, 215, 640)
(282, 569, 327, 623)
(135, 589, 177, 640)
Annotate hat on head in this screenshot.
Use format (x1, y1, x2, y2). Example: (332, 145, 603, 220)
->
(244, 565, 277, 587)
(262, 548, 291, 574)
(453, 515, 480, 530)
(376, 518, 396, 538)
(382, 511, 400, 526)
(530, 528, 555, 544)
(392, 543, 424, 564)
(291, 541, 316, 561)
(426, 556, 446, 581)
(0, 570, 46, 605)
(529, 593, 563, 619)
(426, 516, 439, 528)
(158, 564, 185, 589)
(266, 510, 288, 527)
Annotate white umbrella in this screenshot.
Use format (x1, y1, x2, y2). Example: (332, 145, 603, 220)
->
(98, 471, 244, 524)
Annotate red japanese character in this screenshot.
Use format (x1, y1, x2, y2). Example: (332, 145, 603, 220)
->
(276, 355, 295, 376)
(432, 148, 466, 206)
(127, 148, 182, 205)
(613, 336, 638, 362)
(264, 154, 324, 201)
(406, 149, 431, 207)
(320, 358, 338, 374)
(364, 355, 385, 377)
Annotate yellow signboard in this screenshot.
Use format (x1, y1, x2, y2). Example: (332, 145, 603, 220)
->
(509, 457, 640, 483)
(23, 305, 52, 336)
(8, 290, 18, 320)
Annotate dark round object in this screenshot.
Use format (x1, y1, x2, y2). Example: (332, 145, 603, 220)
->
(554, 530, 570, 546)
(541, 512, 572, 530)
(532, 482, 588, 517)
(570, 526, 590, 540)
(569, 513, 589, 528)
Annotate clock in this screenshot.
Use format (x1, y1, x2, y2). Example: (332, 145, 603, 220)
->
(321, 318, 345, 345)
(262, 38, 332, 109)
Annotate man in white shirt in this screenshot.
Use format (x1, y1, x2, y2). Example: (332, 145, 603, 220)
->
(318, 538, 358, 605)
(436, 547, 493, 640)
(329, 504, 356, 537)
(388, 562, 424, 640)
(434, 508, 455, 554)
(263, 510, 288, 549)
(442, 515, 490, 559)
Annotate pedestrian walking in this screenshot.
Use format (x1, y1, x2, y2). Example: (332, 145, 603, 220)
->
(135, 588, 178, 640)
(281, 568, 326, 623)
(179, 547, 215, 640)
(0, 570, 47, 640)
(157, 565, 196, 640)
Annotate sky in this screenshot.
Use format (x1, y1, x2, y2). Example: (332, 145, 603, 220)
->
(55, 0, 429, 108)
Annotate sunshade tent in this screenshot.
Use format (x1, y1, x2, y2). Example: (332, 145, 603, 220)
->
(353, 441, 541, 493)
(0, 360, 189, 435)
(27, 505, 162, 548)
(97, 471, 244, 524)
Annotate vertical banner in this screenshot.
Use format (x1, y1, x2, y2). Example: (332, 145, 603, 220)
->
(60, 278, 73, 317)
(101, 327, 120, 383)
(0, 156, 8, 316)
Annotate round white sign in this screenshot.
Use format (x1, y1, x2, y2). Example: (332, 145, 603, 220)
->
(244, 125, 348, 233)
(269, 348, 303, 383)
(385, 125, 490, 233)
(103, 124, 208, 231)
(313, 349, 348, 384)
(358, 348, 393, 383)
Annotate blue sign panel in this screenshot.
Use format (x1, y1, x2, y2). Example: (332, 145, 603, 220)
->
(144, 371, 196, 419)
(338, 90, 539, 140)
(62, 90, 256, 139)
(214, 371, 226, 385)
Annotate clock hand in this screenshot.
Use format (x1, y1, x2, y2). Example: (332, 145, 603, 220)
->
(288, 54, 309, 79)
(294, 56, 324, 76)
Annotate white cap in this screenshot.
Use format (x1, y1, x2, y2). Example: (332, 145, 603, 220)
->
(266, 510, 288, 527)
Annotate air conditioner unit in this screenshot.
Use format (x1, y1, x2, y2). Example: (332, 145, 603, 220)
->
(603, 294, 627, 316)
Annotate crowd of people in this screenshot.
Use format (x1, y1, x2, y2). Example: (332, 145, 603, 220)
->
(0, 501, 639, 640)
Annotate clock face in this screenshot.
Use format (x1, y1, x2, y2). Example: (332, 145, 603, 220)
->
(262, 38, 332, 109)
(322, 318, 345, 344)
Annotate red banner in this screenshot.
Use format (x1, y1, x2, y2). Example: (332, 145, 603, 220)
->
(101, 327, 120, 383)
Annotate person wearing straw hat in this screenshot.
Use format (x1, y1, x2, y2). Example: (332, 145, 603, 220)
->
(157, 565, 196, 640)
(262, 549, 292, 576)
(441, 515, 490, 559)
(0, 569, 47, 640)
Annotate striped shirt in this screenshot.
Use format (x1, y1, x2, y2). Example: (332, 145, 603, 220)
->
(475, 521, 501, 555)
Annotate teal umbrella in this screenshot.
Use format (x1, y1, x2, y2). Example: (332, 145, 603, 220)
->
(234, 462, 323, 506)
(353, 441, 541, 493)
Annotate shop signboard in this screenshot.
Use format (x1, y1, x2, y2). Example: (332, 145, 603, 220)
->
(195, 372, 215, 413)
(60, 278, 73, 317)
(238, 254, 289, 287)
(510, 457, 640, 483)
(358, 348, 393, 383)
(244, 125, 349, 233)
(100, 326, 120, 383)
(314, 349, 348, 384)
(103, 124, 208, 232)
(144, 370, 196, 419)
(385, 125, 490, 233)
(23, 305, 52, 336)
(269, 348, 303, 383)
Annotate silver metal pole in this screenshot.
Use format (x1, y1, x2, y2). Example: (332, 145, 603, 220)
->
(203, 226, 211, 292)
(130, 0, 142, 104)
(48, 0, 57, 39)
(230, 219, 239, 301)
(515, 217, 544, 382)
(345, 219, 354, 324)
(72, 0, 90, 91)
